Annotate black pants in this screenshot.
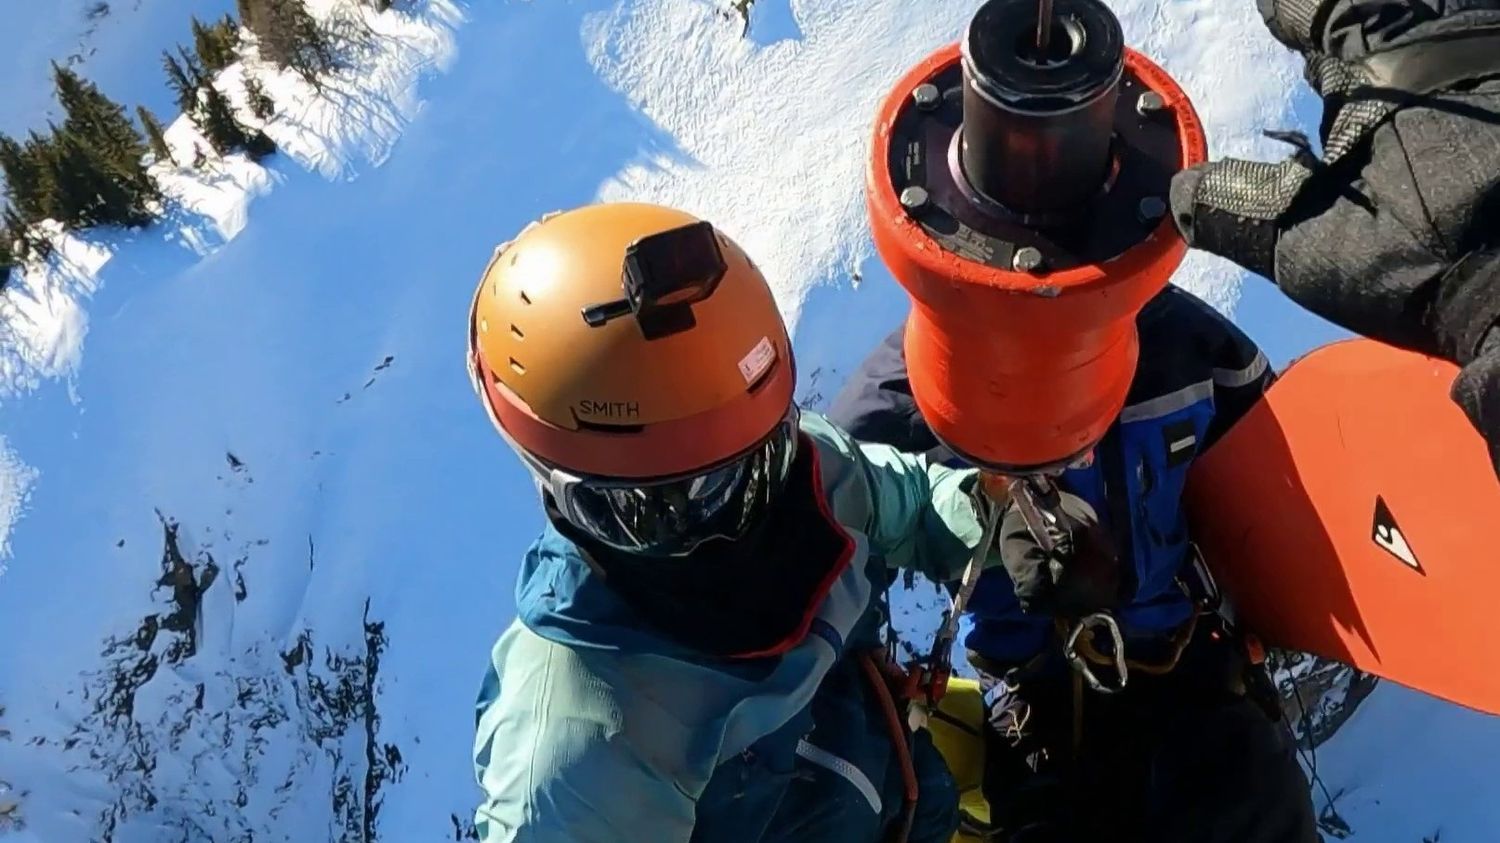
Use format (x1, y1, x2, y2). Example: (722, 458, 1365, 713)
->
(978, 623, 1319, 842)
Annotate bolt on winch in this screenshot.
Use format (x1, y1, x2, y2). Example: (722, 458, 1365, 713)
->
(866, 0, 1207, 478)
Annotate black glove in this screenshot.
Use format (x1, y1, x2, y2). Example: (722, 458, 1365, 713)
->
(999, 491, 1122, 617)
(1168, 0, 1500, 474)
(979, 667, 1071, 839)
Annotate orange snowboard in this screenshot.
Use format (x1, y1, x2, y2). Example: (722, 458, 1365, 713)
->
(1186, 338, 1500, 715)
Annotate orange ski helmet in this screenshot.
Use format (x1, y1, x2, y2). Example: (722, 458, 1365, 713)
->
(467, 203, 799, 556)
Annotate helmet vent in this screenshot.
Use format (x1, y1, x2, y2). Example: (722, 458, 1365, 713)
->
(509, 358, 527, 375)
(510, 324, 525, 340)
(519, 290, 532, 305)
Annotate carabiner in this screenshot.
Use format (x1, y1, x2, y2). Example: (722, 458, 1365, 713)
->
(1064, 612, 1129, 694)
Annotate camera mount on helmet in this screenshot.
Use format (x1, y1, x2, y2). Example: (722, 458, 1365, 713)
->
(581, 221, 729, 340)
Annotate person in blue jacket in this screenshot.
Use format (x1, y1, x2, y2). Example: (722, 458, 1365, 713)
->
(465, 202, 1008, 843)
(828, 285, 1318, 841)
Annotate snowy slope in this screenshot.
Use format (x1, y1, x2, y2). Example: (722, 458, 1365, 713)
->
(0, 0, 232, 563)
(0, 0, 1493, 841)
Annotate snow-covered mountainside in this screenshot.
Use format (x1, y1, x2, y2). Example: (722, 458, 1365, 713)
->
(0, 1, 1495, 841)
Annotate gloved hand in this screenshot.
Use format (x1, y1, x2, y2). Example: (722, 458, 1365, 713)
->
(1168, 0, 1500, 473)
(997, 490, 1122, 617)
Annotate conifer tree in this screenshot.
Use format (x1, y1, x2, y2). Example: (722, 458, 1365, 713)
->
(52, 65, 149, 178)
(20, 132, 59, 223)
(175, 43, 220, 143)
(162, 51, 198, 115)
(40, 126, 96, 225)
(50, 65, 158, 222)
(35, 123, 153, 229)
(192, 15, 241, 73)
(68, 133, 154, 228)
(178, 45, 208, 90)
(0, 223, 14, 283)
(137, 106, 175, 167)
(238, 0, 334, 81)
(236, 0, 260, 32)
(191, 18, 223, 73)
(1, 69, 161, 235)
(197, 83, 249, 156)
(3, 205, 46, 262)
(244, 75, 275, 121)
(1, 207, 20, 242)
(0, 136, 45, 222)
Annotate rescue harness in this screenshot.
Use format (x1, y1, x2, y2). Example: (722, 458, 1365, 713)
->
(865, 477, 1260, 843)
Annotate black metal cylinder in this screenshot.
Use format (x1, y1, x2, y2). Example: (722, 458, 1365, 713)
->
(959, 0, 1124, 215)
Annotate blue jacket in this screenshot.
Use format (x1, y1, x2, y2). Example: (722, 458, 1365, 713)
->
(472, 412, 998, 842)
(827, 286, 1273, 665)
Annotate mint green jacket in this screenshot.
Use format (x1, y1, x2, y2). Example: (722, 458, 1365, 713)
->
(472, 412, 995, 842)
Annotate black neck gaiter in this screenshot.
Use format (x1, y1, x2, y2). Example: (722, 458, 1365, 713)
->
(550, 440, 855, 659)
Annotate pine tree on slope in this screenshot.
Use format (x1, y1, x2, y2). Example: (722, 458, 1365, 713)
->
(50, 65, 157, 220)
(192, 15, 242, 73)
(162, 51, 199, 115)
(0, 136, 47, 222)
(197, 83, 249, 156)
(238, 0, 335, 83)
(137, 106, 175, 167)
(52, 64, 148, 175)
(244, 75, 276, 121)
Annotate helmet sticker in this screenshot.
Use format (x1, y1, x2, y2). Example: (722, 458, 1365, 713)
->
(738, 336, 777, 385)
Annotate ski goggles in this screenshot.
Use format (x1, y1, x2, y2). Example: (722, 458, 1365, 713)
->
(520, 405, 801, 557)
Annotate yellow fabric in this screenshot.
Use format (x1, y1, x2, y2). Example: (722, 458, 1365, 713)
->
(926, 678, 994, 842)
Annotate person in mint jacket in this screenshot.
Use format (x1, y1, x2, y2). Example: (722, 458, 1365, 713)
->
(464, 202, 1003, 843)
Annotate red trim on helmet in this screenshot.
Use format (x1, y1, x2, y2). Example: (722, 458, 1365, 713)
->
(729, 441, 857, 659)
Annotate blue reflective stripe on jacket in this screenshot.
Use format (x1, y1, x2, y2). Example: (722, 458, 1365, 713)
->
(827, 285, 1273, 666)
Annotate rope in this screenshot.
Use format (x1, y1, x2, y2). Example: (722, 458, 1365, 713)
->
(930, 494, 1005, 671)
(860, 651, 919, 843)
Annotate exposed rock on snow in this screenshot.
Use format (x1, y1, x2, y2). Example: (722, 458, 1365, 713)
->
(5, 513, 402, 841)
(1271, 650, 1380, 750)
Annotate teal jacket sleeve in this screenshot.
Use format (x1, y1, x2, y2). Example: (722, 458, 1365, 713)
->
(473, 622, 698, 843)
(802, 412, 995, 584)
(856, 438, 995, 583)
